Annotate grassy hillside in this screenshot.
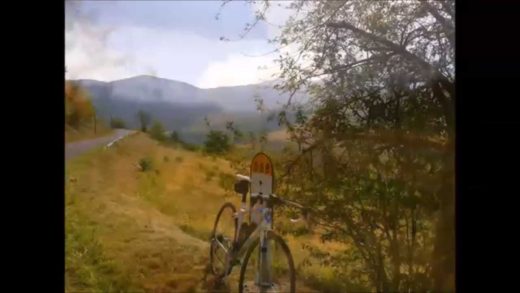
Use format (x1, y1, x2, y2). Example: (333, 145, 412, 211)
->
(65, 133, 354, 293)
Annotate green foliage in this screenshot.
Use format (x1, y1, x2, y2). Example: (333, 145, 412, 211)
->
(231, 0, 455, 291)
(170, 131, 180, 143)
(110, 117, 126, 129)
(182, 142, 200, 152)
(204, 130, 231, 155)
(217, 172, 235, 192)
(149, 121, 167, 142)
(138, 157, 154, 172)
(225, 120, 243, 143)
(66, 210, 140, 292)
(137, 110, 151, 132)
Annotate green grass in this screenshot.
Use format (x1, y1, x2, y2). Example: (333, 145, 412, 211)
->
(66, 207, 142, 293)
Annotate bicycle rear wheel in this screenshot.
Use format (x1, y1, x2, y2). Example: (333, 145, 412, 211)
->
(238, 231, 295, 293)
(210, 202, 237, 278)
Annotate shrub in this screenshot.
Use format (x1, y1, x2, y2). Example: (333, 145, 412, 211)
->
(217, 172, 235, 191)
(149, 121, 167, 141)
(110, 117, 127, 129)
(182, 142, 200, 152)
(138, 157, 154, 172)
(204, 130, 230, 155)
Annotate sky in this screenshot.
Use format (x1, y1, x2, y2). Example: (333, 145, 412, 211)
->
(65, 1, 293, 88)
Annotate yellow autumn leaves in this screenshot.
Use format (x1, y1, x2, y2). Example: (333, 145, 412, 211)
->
(65, 81, 95, 128)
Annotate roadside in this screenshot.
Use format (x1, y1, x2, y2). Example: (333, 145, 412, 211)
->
(65, 133, 340, 293)
(65, 129, 135, 160)
(65, 122, 113, 143)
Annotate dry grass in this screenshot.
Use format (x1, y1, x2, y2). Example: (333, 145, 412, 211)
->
(65, 133, 349, 293)
(267, 129, 290, 142)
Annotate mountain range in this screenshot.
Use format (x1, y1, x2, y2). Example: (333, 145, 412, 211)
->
(71, 75, 308, 144)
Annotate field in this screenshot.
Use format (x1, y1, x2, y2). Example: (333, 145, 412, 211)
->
(65, 133, 353, 293)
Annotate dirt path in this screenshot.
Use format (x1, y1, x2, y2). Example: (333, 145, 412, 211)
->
(65, 129, 135, 160)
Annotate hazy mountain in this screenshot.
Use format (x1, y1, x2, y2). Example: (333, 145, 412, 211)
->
(72, 75, 308, 144)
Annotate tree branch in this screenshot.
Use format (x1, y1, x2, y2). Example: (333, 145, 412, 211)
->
(311, 53, 396, 78)
(422, 1, 454, 34)
(439, 0, 455, 19)
(278, 138, 327, 180)
(327, 21, 439, 74)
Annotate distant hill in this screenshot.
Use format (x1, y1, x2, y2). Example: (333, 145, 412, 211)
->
(71, 75, 308, 144)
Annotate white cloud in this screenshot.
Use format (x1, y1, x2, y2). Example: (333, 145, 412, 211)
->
(197, 54, 279, 88)
(65, 1, 302, 87)
(66, 21, 280, 87)
(196, 2, 301, 88)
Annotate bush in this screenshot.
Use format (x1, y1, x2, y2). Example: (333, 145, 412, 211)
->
(204, 130, 230, 155)
(182, 142, 200, 152)
(217, 172, 235, 191)
(138, 157, 154, 172)
(137, 110, 151, 132)
(149, 121, 167, 142)
(170, 131, 181, 143)
(110, 117, 127, 129)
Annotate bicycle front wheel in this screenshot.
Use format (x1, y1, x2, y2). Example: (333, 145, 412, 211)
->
(210, 202, 237, 278)
(238, 231, 295, 293)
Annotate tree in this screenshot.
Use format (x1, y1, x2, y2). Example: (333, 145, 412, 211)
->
(224, 0, 455, 291)
(248, 131, 257, 149)
(137, 110, 151, 132)
(65, 81, 95, 129)
(204, 130, 230, 155)
(170, 131, 180, 143)
(149, 121, 167, 142)
(225, 121, 243, 143)
(110, 117, 127, 129)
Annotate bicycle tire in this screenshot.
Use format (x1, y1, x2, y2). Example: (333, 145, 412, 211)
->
(238, 230, 296, 293)
(210, 202, 237, 278)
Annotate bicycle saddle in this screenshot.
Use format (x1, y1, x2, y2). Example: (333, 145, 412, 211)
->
(235, 174, 250, 182)
(234, 174, 250, 195)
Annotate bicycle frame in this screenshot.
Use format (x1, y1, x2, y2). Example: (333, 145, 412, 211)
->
(216, 195, 275, 286)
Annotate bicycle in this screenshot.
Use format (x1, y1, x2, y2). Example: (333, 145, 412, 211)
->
(209, 173, 306, 293)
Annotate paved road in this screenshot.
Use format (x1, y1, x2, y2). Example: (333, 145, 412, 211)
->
(65, 129, 135, 161)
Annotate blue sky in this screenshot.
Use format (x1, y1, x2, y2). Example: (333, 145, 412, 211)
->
(65, 1, 292, 88)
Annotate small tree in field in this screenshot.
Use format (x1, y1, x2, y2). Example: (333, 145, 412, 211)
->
(137, 110, 151, 132)
(149, 121, 167, 142)
(110, 117, 127, 129)
(204, 130, 230, 155)
(170, 131, 181, 143)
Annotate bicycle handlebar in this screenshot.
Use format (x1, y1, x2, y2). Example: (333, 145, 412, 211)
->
(271, 194, 302, 209)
